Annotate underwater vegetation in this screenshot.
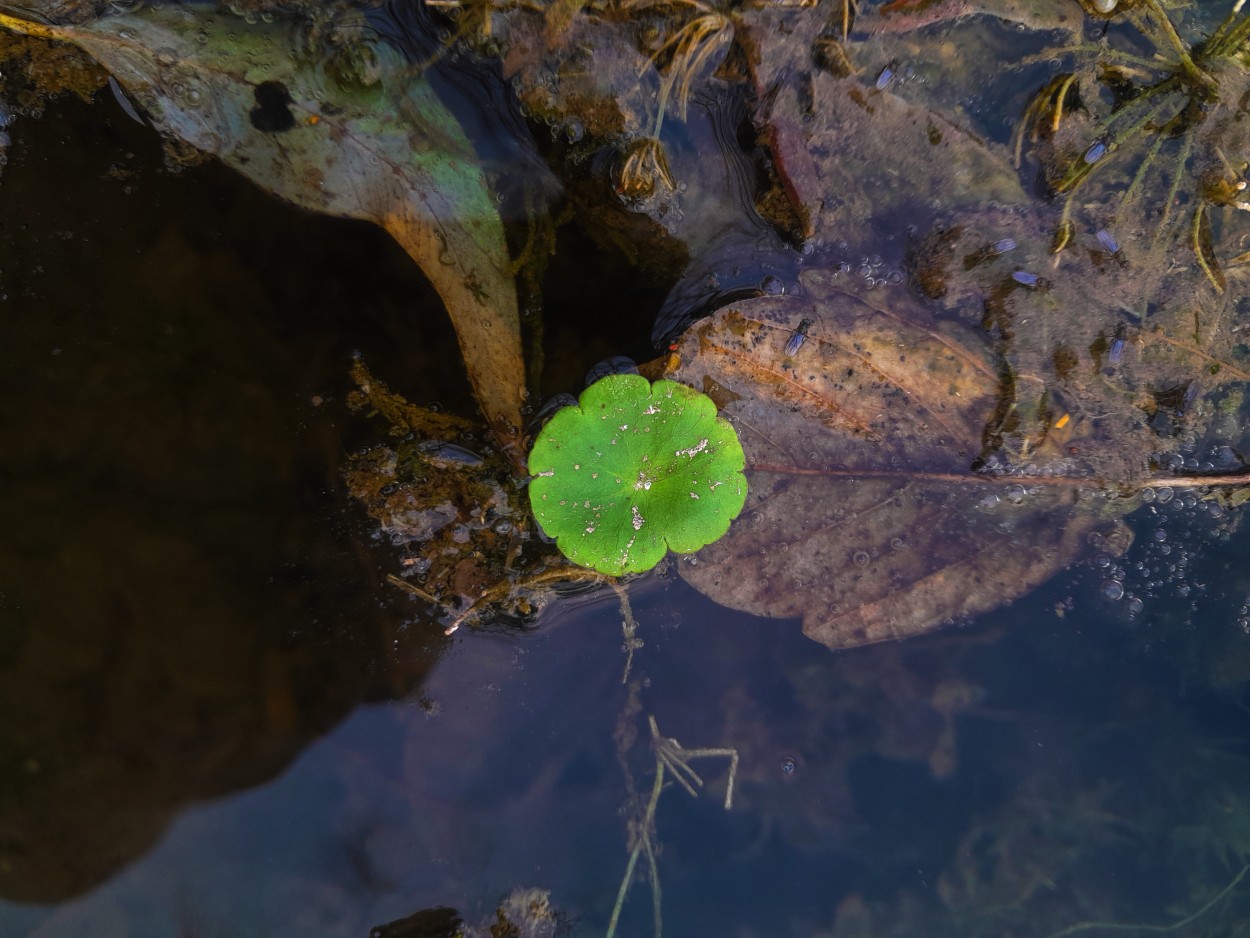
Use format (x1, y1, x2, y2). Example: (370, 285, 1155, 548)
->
(527, 374, 746, 576)
(1019, 0, 1250, 291)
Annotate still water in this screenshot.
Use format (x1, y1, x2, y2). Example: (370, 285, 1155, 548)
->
(4, 2, 1250, 936)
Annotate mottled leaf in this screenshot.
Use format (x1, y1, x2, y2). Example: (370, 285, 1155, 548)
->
(666, 272, 1131, 649)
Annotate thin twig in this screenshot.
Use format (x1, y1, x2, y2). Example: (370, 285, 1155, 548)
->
(614, 581, 642, 685)
(385, 573, 440, 605)
(746, 463, 1250, 490)
(606, 756, 666, 938)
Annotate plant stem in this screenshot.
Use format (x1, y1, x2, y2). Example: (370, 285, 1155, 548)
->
(606, 758, 666, 938)
(746, 464, 1250, 490)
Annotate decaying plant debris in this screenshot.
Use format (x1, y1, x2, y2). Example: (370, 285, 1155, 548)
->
(6, 0, 1250, 647)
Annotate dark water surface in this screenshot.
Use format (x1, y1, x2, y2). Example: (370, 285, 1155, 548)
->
(5, 5, 1250, 938)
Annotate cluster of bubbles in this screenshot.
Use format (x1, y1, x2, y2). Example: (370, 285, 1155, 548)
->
(854, 254, 905, 288)
(1095, 447, 1243, 624)
(977, 451, 1089, 481)
(225, 3, 279, 26)
(1235, 597, 1250, 635)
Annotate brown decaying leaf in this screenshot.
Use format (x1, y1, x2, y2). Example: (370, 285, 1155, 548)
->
(736, 5, 1028, 247)
(866, 0, 1085, 35)
(0, 4, 531, 467)
(667, 271, 1130, 650)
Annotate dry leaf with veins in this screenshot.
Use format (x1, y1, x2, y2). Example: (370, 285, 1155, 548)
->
(666, 271, 1134, 650)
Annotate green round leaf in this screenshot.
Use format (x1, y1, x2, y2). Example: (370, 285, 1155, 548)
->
(528, 374, 747, 576)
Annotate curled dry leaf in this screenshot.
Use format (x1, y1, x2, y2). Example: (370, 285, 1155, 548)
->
(0, 3, 531, 466)
(666, 271, 1133, 650)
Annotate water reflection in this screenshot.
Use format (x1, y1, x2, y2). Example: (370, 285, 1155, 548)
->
(11, 547, 1250, 936)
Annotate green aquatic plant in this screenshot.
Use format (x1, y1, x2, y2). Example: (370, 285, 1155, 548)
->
(528, 374, 746, 576)
(1019, 0, 1250, 290)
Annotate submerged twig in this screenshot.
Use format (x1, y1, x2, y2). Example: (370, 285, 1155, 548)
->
(615, 580, 643, 684)
(385, 573, 440, 605)
(746, 464, 1250, 491)
(606, 749, 666, 938)
(606, 716, 738, 938)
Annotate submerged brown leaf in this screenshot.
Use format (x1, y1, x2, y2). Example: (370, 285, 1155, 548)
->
(866, 0, 1086, 35)
(666, 272, 1133, 650)
(734, 4, 1033, 249)
(0, 3, 533, 466)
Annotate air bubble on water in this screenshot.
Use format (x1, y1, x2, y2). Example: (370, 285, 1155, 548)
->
(1102, 579, 1125, 601)
(853, 550, 870, 567)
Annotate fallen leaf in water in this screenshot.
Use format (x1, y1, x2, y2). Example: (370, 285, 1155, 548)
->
(866, 0, 1086, 35)
(736, 7, 1028, 246)
(0, 3, 532, 466)
(665, 272, 1137, 649)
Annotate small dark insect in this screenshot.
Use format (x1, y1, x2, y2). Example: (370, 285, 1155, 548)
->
(1095, 228, 1120, 253)
(992, 238, 1017, 254)
(876, 60, 898, 90)
(1083, 140, 1107, 164)
(1108, 336, 1126, 365)
(785, 318, 814, 356)
(1012, 270, 1040, 287)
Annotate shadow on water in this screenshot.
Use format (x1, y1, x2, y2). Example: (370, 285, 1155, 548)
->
(0, 88, 466, 903)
